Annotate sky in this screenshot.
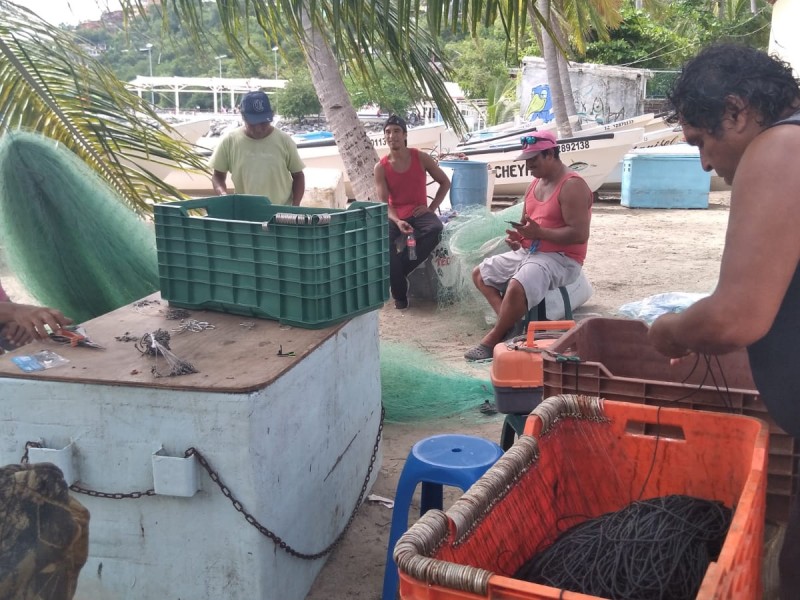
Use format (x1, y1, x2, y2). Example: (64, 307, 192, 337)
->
(12, 0, 122, 26)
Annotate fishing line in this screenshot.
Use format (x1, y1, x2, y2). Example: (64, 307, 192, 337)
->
(514, 495, 733, 600)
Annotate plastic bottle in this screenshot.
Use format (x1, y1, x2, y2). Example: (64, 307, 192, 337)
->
(407, 233, 417, 260)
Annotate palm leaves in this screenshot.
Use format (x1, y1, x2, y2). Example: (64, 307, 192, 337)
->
(0, 1, 208, 215)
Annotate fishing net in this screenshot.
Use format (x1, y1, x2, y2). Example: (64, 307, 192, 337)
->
(380, 340, 494, 423)
(435, 204, 524, 321)
(0, 131, 160, 323)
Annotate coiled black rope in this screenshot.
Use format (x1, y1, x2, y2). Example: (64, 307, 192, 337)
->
(514, 495, 732, 600)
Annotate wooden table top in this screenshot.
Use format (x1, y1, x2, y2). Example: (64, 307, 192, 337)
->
(0, 293, 345, 393)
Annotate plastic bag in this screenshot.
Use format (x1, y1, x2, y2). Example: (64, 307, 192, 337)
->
(617, 292, 708, 325)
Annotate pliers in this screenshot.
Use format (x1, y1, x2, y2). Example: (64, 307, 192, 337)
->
(277, 345, 296, 357)
(543, 349, 580, 363)
(50, 327, 104, 349)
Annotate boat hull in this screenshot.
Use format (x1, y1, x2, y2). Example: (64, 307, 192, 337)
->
(459, 128, 644, 196)
(601, 127, 687, 188)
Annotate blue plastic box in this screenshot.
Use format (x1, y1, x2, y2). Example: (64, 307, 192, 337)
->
(621, 147, 711, 209)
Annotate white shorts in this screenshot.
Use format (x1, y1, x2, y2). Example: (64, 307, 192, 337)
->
(478, 248, 582, 310)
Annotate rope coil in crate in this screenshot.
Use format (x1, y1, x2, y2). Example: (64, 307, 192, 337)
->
(393, 394, 604, 597)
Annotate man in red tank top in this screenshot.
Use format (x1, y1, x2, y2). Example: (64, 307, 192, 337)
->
(464, 131, 593, 361)
(374, 115, 451, 309)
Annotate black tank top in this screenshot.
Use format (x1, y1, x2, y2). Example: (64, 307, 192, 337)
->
(747, 109, 800, 438)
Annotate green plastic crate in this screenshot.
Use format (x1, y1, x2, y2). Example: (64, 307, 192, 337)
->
(153, 195, 389, 329)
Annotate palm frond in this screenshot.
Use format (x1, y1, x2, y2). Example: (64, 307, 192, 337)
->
(0, 1, 209, 215)
(121, 0, 564, 135)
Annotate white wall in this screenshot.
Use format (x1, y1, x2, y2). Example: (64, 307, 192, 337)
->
(769, 0, 800, 76)
(0, 313, 382, 600)
(518, 57, 651, 126)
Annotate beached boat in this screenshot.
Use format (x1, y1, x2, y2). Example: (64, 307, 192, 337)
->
(572, 113, 655, 137)
(455, 115, 587, 150)
(454, 127, 645, 196)
(601, 126, 686, 187)
(159, 121, 458, 197)
(166, 116, 218, 145)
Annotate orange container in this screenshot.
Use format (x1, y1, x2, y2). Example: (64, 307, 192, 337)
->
(541, 317, 796, 522)
(490, 321, 574, 414)
(395, 396, 768, 600)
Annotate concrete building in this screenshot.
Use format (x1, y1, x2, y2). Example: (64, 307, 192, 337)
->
(517, 57, 651, 126)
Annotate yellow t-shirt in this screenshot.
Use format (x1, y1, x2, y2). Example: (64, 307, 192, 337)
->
(208, 127, 305, 205)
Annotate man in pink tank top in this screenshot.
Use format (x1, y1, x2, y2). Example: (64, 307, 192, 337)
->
(374, 115, 451, 309)
(464, 131, 593, 361)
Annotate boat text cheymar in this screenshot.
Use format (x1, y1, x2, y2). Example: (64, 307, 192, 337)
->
(455, 127, 645, 196)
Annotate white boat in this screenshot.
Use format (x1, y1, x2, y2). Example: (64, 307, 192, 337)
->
(601, 126, 686, 188)
(166, 117, 217, 145)
(159, 121, 458, 197)
(573, 113, 655, 137)
(453, 127, 645, 196)
(455, 115, 585, 151)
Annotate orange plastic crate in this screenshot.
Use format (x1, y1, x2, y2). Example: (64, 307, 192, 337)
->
(542, 316, 796, 522)
(490, 321, 574, 414)
(395, 396, 768, 600)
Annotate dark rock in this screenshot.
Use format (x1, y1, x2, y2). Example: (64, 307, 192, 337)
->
(0, 462, 89, 600)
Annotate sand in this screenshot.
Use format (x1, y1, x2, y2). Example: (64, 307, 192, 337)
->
(304, 192, 736, 599)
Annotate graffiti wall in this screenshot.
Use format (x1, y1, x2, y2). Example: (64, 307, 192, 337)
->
(518, 57, 650, 126)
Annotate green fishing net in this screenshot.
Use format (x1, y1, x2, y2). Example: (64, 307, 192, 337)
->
(0, 131, 160, 323)
(435, 204, 525, 318)
(381, 340, 495, 423)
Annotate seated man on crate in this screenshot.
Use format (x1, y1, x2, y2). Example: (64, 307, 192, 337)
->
(209, 90, 305, 206)
(647, 44, 800, 599)
(374, 114, 451, 309)
(0, 282, 71, 352)
(464, 131, 592, 361)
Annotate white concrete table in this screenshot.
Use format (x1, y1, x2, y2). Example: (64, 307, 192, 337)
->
(0, 293, 382, 600)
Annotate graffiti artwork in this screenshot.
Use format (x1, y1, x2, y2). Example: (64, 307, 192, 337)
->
(526, 84, 554, 123)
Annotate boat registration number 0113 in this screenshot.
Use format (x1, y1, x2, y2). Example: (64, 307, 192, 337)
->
(559, 140, 590, 152)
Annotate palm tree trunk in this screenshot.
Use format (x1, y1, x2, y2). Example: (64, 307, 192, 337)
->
(301, 8, 379, 201)
(535, 0, 573, 137)
(553, 17, 580, 131)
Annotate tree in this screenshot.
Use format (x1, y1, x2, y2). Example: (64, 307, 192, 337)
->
(0, 0, 605, 209)
(132, 0, 470, 201)
(444, 25, 517, 99)
(273, 72, 322, 122)
(484, 77, 519, 125)
(345, 63, 422, 118)
(0, 2, 208, 214)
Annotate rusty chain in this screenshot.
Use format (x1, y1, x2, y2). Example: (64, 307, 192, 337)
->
(186, 404, 385, 560)
(21, 404, 384, 559)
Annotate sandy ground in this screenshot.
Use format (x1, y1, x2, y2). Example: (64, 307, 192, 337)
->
(1, 192, 752, 599)
(304, 192, 738, 600)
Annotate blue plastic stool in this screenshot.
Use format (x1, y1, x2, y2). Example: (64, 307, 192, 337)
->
(381, 434, 504, 600)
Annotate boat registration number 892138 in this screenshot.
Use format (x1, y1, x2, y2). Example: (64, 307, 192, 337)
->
(559, 140, 590, 152)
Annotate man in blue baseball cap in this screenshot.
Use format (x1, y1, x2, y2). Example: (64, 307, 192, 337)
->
(209, 90, 305, 205)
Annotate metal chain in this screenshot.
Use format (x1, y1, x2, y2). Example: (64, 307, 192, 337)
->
(186, 404, 385, 560)
(20, 404, 385, 559)
(21, 442, 156, 499)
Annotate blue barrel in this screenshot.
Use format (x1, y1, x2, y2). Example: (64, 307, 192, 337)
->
(439, 160, 489, 211)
